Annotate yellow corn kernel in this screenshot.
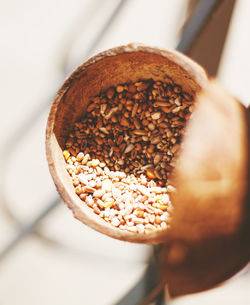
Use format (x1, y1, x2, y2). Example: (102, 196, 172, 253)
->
(158, 204, 168, 211)
(156, 196, 163, 202)
(63, 150, 70, 161)
(102, 202, 114, 208)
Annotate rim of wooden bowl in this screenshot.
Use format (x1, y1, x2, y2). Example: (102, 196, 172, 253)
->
(46, 43, 208, 244)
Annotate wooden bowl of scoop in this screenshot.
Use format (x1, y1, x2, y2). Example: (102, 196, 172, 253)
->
(46, 43, 250, 296)
(46, 43, 207, 243)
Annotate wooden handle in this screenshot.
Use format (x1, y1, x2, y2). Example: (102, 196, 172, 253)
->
(159, 82, 250, 296)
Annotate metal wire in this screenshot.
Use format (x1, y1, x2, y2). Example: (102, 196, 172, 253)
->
(0, 0, 129, 261)
(115, 247, 164, 305)
(62, 0, 130, 75)
(176, 0, 221, 53)
(0, 198, 59, 261)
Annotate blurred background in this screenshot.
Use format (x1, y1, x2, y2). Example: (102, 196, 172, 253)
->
(0, 0, 249, 304)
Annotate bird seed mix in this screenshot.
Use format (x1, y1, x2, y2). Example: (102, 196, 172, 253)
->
(63, 79, 194, 233)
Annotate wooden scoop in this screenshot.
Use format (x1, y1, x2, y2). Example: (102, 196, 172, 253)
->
(46, 44, 250, 296)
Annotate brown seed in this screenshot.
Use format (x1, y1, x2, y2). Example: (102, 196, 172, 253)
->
(175, 98, 181, 106)
(153, 101, 169, 107)
(117, 159, 125, 165)
(171, 137, 176, 144)
(161, 105, 176, 113)
(173, 85, 181, 93)
(95, 137, 103, 145)
(118, 103, 123, 111)
(117, 135, 124, 145)
(114, 164, 120, 171)
(148, 123, 155, 131)
(107, 87, 115, 99)
(125, 99, 133, 105)
(128, 84, 137, 93)
(126, 105, 133, 111)
(133, 130, 148, 136)
(142, 119, 149, 126)
(65, 137, 73, 147)
(134, 118, 141, 129)
(159, 122, 168, 128)
(124, 144, 134, 154)
(150, 136, 161, 144)
(136, 82, 149, 91)
(147, 144, 154, 154)
(151, 112, 161, 120)
(87, 103, 96, 112)
(131, 102, 139, 117)
(154, 153, 162, 165)
(171, 144, 179, 154)
(120, 143, 126, 152)
(116, 85, 124, 93)
(68, 148, 77, 156)
(134, 143, 142, 151)
(156, 142, 163, 149)
(146, 168, 157, 179)
(131, 150, 137, 159)
(124, 111, 130, 118)
(99, 127, 109, 134)
(121, 117, 130, 127)
(172, 106, 181, 113)
(100, 103, 107, 115)
(154, 170, 162, 180)
(104, 107, 118, 120)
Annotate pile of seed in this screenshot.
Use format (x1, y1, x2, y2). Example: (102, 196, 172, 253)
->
(63, 79, 194, 233)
